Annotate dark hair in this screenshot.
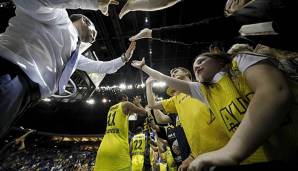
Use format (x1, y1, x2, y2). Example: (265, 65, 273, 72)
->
(69, 14, 94, 27)
(209, 41, 225, 52)
(195, 52, 232, 65)
(116, 93, 128, 102)
(135, 126, 143, 133)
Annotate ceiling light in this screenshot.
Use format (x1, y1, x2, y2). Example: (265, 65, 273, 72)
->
(42, 98, 51, 102)
(153, 81, 166, 88)
(119, 83, 126, 90)
(86, 99, 95, 105)
(102, 98, 107, 103)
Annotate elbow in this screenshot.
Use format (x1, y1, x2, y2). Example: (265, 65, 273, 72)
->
(147, 104, 154, 109)
(262, 84, 292, 115)
(276, 84, 291, 105)
(147, 103, 157, 109)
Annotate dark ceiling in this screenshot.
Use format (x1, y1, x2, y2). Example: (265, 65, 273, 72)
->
(0, 0, 228, 135)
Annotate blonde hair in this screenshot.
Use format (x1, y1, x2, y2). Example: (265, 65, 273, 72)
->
(170, 67, 192, 80)
(227, 43, 254, 57)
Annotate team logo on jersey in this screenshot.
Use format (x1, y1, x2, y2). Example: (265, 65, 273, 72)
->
(219, 94, 252, 132)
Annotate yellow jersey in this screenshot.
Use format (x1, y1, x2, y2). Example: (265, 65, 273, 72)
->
(149, 147, 158, 169)
(165, 146, 177, 171)
(159, 162, 167, 171)
(94, 102, 130, 171)
(131, 133, 146, 155)
(189, 53, 298, 163)
(161, 93, 229, 157)
(131, 133, 146, 171)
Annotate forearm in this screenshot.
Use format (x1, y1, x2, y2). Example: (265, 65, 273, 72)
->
(153, 110, 171, 124)
(225, 87, 291, 162)
(151, 16, 240, 44)
(142, 65, 191, 94)
(129, 0, 180, 11)
(34, 0, 99, 10)
(78, 56, 125, 74)
(133, 108, 148, 116)
(153, 110, 165, 124)
(134, 103, 143, 108)
(150, 123, 160, 132)
(146, 82, 159, 109)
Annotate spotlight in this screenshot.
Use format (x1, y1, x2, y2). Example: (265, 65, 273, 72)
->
(86, 99, 95, 105)
(42, 98, 51, 102)
(119, 83, 126, 90)
(102, 98, 108, 103)
(153, 81, 166, 88)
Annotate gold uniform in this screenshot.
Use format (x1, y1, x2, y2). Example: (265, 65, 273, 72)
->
(190, 53, 298, 163)
(131, 133, 146, 171)
(94, 102, 131, 171)
(159, 152, 168, 171)
(161, 93, 229, 157)
(165, 146, 177, 171)
(149, 147, 158, 170)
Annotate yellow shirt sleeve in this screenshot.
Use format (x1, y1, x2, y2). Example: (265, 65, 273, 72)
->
(161, 97, 177, 114)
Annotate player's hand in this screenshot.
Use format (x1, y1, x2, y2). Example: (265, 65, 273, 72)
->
(122, 41, 136, 62)
(187, 147, 238, 171)
(98, 0, 119, 16)
(129, 28, 152, 41)
(131, 57, 145, 69)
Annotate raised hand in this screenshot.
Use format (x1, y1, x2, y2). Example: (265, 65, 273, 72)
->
(131, 57, 145, 69)
(119, 0, 180, 19)
(133, 96, 142, 105)
(119, 0, 132, 19)
(98, 0, 119, 16)
(129, 28, 152, 41)
(122, 41, 136, 62)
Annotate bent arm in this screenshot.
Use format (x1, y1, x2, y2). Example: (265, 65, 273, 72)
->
(153, 109, 171, 124)
(28, 0, 99, 10)
(142, 65, 192, 95)
(122, 102, 147, 116)
(77, 55, 125, 74)
(151, 16, 241, 44)
(224, 63, 291, 162)
(146, 81, 164, 110)
(128, 0, 180, 11)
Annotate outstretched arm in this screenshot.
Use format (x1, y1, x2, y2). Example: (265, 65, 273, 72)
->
(129, 17, 241, 44)
(132, 58, 192, 95)
(39, 0, 119, 15)
(77, 41, 136, 73)
(122, 101, 147, 116)
(119, 0, 180, 19)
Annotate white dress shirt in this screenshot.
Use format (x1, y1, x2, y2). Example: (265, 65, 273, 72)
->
(0, 0, 125, 98)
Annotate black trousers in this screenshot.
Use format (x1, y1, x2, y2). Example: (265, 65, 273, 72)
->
(0, 57, 40, 138)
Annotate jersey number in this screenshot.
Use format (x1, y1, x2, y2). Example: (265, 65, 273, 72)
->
(107, 111, 116, 126)
(134, 140, 143, 150)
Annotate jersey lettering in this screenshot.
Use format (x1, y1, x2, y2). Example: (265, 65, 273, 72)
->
(107, 111, 116, 126)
